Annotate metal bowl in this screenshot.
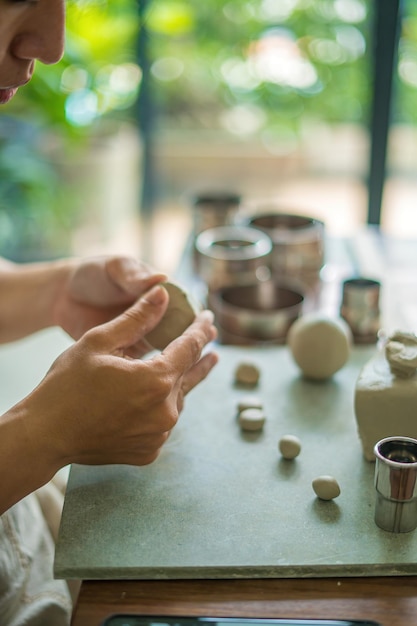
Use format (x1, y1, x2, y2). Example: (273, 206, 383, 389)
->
(245, 213, 325, 282)
(209, 280, 305, 344)
(194, 225, 273, 291)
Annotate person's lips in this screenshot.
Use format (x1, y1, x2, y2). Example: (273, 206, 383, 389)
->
(0, 87, 18, 105)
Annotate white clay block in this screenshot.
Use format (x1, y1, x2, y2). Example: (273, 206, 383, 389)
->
(238, 407, 266, 432)
(355, 350, 417, 461)
(234, 361, 260, 386)
(278, 435, 302, 460)
(312, 475, 341, 501)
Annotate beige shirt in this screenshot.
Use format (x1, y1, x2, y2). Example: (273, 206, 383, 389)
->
(0, 494, 72, 626)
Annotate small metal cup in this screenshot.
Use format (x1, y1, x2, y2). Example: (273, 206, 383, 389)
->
(340, 277, 381, 344)
(374, 436, 417, 533)
(191, 191, 241, 236)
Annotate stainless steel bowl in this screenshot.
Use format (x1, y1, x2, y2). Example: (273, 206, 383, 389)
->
(245, 212, 325, 288)
(209, 280, 304, 344)
(195, 225, 273, 291)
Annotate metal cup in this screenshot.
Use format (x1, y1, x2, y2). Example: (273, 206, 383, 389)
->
(374, 436, 417, 533)
(191, 191, 241, 236)
(340, 277, 381, 344)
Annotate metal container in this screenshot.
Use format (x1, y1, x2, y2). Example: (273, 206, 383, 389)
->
(374, 436, 417, 533)
(340, 277, 381, 344)
(194, 225, 273, 292)
(208, 280, 304, 345)
(191, 191, 241, 236)
(245, 212, 325, 288)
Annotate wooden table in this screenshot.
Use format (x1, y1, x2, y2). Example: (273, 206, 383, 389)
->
(70, 229, 417, 626)
(72, 576, 417, 625)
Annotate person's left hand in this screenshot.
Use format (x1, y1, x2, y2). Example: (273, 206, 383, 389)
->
(52, 256, 167, 343)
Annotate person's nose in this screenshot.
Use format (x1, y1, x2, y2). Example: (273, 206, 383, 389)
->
(11, 1, 66, 66)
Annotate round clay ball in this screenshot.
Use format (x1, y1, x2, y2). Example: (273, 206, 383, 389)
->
(234, 361, 260, 386)
(237, 396, 263, 414)
(312, 475, 341, 501)
(288, 313, 352, 380)
(278, 435, 302, 460)
(145, 282, 200, 350)
(238, 407, 266, 432)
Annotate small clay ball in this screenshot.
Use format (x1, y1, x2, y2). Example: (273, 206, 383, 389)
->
(238, 407, 266, 432)
(278, 435, 302, 460)
(288, 313, 352, 380)
(234, 361, 260, 386)
(237, 395, 263, 413)
(312, 475, 341, 501)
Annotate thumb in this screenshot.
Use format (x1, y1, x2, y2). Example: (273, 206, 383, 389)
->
(94, 284, 169, 354)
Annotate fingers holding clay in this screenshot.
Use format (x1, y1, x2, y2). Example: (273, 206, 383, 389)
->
(288, 312, 352, 380)
(145, 281, 202, 350)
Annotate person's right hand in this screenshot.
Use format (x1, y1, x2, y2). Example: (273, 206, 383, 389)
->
(21, 284, 218, 471)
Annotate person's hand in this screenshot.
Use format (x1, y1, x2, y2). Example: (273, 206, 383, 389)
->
(52, 256, 167, 340)
(23, 284, 218, 470)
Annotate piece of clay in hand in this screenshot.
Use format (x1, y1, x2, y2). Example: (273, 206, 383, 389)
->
(145, 282, 201, 350)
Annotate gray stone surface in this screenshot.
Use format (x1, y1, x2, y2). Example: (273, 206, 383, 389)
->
(54, 343, 417, 580)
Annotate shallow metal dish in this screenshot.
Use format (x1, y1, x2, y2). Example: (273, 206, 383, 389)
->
(209, 280, 304, 344)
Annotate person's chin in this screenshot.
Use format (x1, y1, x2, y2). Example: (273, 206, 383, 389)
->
(0, 87, 18, 105)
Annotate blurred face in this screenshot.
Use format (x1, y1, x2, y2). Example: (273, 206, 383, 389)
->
(0, 0, 65, 105)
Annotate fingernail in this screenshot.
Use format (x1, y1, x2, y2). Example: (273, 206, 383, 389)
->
(199, 309, 215, 323)
(144, 284, 166, 305)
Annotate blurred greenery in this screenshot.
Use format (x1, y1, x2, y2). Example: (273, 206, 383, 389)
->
(146, 0, 417, 133)
(396, 1, 417, 123)
(0, 118, 74, 260)
(1, 0, 417, 258)
(146, 0, 372, 134)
